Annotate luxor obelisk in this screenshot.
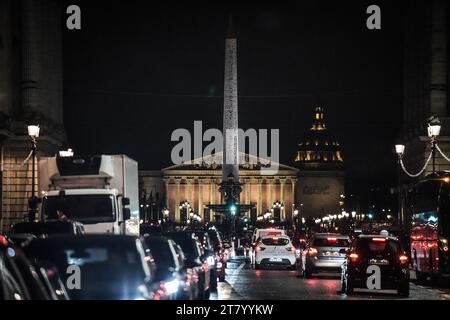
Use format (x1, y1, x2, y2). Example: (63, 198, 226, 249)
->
(208, 16, 254, 230)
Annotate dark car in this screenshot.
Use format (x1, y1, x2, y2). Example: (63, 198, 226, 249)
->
(143, 235, 195, 300)
(207, 228, 227, 282)
(173, 242, 201, 299)
(0, 235, 51, 300)
(185, 229, 220, 291)
(163, 231, 211, 299)
(34, 260, 70, 300)
(140, 222, 163, 236)
(341, 234, 410, 297)
(11, 221, 85, 238)
(23, 235, 166, 300)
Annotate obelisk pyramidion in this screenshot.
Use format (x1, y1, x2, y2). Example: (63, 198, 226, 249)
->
(222, 15, 239, 183)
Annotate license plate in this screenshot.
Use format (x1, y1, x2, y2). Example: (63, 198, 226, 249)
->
(369, 259, 389, 265)
(269, 257, 282, 262)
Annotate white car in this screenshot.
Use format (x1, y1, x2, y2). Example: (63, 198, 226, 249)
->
(254, 235, 296, 270)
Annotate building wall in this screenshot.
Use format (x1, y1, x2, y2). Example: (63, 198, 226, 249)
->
(0, 0, 65, 232)
(139, 169, 297, 223)
(296, 171, 345, 219)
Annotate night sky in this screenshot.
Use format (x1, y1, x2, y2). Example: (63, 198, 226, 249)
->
(62, 0, 405, 208)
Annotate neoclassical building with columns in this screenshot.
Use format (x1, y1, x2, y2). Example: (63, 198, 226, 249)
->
(139, 153, 298, 223)
(139, 107, 345, 223)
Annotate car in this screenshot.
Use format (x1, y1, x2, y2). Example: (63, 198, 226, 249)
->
(10, 221, 85, 238)
(254, 235, 296, 270)
(23, 234, 166, 300)
(143, 235, 195, 300)
(206, 227, 227, 282)
(298, 233, 350, 278)
(172, 242, 201, 300)
(163, 231, 211, 299)
(0, 235, 51, 300)
(34, 260, 70, 300)
(140, 222, 163, 236)
(185, 229, 220, 291)
(341, 233, 410, 297)
(251, 228, 287, 264)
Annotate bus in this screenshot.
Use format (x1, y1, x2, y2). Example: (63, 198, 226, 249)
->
(406, 173, 450, 281)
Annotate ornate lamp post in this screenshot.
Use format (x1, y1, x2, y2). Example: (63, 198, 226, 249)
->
(27, 125, 40, 222)
(179, 201, 190, 225)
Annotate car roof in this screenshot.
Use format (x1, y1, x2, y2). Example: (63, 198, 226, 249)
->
(358, 235, 398, 241)
(143, 235, 171, 243)
(26, 234, 139, 247)
(313, 233, 349, 239)
(260, 234, 290, 240)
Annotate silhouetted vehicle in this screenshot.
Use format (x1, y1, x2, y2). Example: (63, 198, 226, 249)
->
(163, 231, 211, 299)
(341, 234, 410, 297)
(143, 235, 195, 300)
(185, 229, 220, 291)
(11, 221, 85, 238)
(23, 235, 166, 300)
(0, 235, 51, 300)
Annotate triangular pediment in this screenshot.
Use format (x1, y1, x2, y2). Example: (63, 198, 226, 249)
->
(162, 152, 298, 173)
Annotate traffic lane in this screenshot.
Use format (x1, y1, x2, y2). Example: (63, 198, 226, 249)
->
(220, 263, 450, 300)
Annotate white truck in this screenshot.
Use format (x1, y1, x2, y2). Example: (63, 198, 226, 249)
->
(38, 154, 139, 235)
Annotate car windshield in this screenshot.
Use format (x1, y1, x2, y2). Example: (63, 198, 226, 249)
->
(356, 238, 401, 259)
(145, 241, 176, 279)
(313, 238, 350, 247)
(42, 195, 116, 224)
(164, 234, 199, 260)
(24, 240, 147, 300)
(261, 238, 290, 246)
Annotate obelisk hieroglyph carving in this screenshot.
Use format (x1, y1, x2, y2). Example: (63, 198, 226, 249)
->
(222, 15, 239, 183)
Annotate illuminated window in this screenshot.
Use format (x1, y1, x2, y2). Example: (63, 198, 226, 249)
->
(316, 113, 320, 120)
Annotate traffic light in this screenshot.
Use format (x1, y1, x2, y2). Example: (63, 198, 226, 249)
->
(229, 204, 237, 215)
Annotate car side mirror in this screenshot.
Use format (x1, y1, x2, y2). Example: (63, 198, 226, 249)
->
(123, 208, 131, 221)
(122, 197, 130, 206)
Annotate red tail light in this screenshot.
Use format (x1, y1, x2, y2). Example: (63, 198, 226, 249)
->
(372, 238, 386, 242)
(0, 235, 8, 247)
(256, 246, 266, 252)
(399, 255, 408, 264)
(308, 247, 318, 255)
(327, 237, 337, 242)
(349, 252, 359, 262)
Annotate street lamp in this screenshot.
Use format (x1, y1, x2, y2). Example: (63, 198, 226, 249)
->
(395, 144, 405, 157)
(27, 125, 40, 222)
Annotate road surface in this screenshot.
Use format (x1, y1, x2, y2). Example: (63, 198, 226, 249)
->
(212, 258, 450, 300)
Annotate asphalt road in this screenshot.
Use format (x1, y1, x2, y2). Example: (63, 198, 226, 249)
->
(212, 258, 450, 300)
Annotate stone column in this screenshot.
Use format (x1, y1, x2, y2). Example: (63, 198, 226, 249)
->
(430, 0, 447, 117)
(257, 179, 262, 214)
(175, 180, 180, 221)
(198, 180, 202, 217)
(280, 179, 285, 220)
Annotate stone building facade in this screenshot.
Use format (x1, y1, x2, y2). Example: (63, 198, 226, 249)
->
(0, 0, 65, 232)
(401, 0, 450, 176)
(140, 153, 298, 223)
(140, 107, 345, 222)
